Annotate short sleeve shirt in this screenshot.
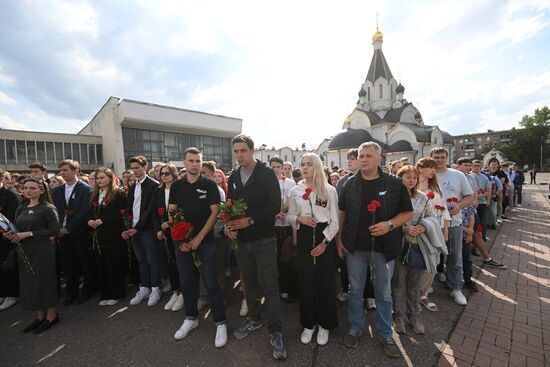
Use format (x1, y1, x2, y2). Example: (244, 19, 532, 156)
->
(436, 168, 474, 227)
(475, 173, 490, 205)
(169, 175, 221, 242)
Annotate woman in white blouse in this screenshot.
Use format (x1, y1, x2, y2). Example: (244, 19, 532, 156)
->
(416, 157, 451, 313)
(287, 153, 339, 346)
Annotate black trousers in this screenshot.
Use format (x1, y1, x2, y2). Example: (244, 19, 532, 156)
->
(0, 240, 19, 298)
(276, 226, 297, 296)
(296, 223, 337, 330)
(59, 233, 96, 297)
(97, 240, 127, 300)
(515, 185, 523, 204)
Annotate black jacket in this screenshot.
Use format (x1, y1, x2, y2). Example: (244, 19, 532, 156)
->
(339, 168, 409, 262)
(88, 189, 127, 247)
(227, 161, 281, 242)
(0, 186, 22, 222)
(126, 176, 159, 231)
(151, 186, 169, 234)
(52, 180, 92, 236)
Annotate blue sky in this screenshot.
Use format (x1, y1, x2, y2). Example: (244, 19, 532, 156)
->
(1, 0, 549, 149)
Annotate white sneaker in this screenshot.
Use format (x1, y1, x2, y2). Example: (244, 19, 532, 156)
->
(367, 298, 376, 310)
(437, 273, 447, 283)
(450, 290, 467, 306)
(336, 292, 349, 302)
(99, 300, 108, 306)
(317, 326, 329, 346)
(301, 327, 315, 344)
(164, 293, 179, 311)
(0, 297, 19, 311)
(0, 297, 4, 304)
(130, 287, 151, 306)
(172, 294, 184, 312)
(215, 324, 228, 348)
(239, 299, 248, 317)
(105, 299, 119, 306)
(147, 288, 161, 307)
(174, 319, 199, 340)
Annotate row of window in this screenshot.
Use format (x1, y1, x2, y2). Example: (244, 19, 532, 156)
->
(0, 139, 103, 166)
(122, 128, 233, 171)
(458, 134, 511, 144)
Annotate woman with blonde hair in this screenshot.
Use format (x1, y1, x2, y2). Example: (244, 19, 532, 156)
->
(287, 153, 339, 346)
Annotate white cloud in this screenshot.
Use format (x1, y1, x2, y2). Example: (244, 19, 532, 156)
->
(0, 91, 16, 106)
(0, 114, 29, 130)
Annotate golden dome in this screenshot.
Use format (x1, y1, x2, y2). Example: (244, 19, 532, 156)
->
(372, 26, 383, 42)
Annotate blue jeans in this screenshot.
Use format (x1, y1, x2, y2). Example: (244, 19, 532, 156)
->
(347, 251, 394, 338)
(446, 226, 463, 291)
(176, 241, 226, 323)
(132, 230, 161, 288)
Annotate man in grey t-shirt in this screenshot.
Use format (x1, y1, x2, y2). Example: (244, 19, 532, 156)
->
(431, 148, 473, 306)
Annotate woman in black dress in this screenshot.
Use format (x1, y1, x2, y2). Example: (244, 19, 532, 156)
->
(87, 168, 128, 306)
(3, 177, 60, 334)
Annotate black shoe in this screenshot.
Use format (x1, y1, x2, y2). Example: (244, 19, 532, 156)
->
(23, 319, 44, 333)
(471, 248, 480, 257)
(464, 281, 479, 293)
(62, 295, 76, 306)
(75, 293, 92, 305)
(33, 316, 60, 334)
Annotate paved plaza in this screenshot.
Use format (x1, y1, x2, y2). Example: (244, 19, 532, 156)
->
(1, 179, 549, 367)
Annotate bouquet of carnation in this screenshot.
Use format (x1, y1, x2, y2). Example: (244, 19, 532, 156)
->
(218, 199, 248, 250)
(170, 208, 200, 268)
(120, 209, 133, 269)
(0, 213, 35, 275)
(90, 197, 108, 254)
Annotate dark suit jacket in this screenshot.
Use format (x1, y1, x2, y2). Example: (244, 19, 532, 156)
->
(88, 189, 127, 247)
(0, 186, 22, 222)
(52, 180, 92, 236)
(127, 176, 159, 231)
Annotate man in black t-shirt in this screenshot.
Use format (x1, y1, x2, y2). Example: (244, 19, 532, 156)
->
(337, 142, 413, 358)
(168, 147, 227, 348)
(488, 158, 508, 222)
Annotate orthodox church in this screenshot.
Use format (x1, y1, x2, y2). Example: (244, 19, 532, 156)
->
(324, 26, 454, 168)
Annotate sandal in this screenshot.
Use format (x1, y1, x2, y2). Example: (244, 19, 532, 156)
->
(420, 296, 438, 312)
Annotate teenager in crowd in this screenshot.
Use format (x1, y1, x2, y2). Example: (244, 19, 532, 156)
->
(169, 148, 227, 347)
(152, 164, 184, 312)
(49, 176, 65, 190)
(226, 134, 287, 360)
(287, 153, 339, 345)
(88, 168, 128, 306)
(125, 156, 162, 307)
(52, 160, 94, 306)
(270, 156, 297, 303)
(3, 177, 60, 333)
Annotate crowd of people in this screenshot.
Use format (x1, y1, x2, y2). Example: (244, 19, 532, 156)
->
(0, 134, 522, 360)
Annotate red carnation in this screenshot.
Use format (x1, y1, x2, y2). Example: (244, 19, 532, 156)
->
(226, 199, 232, 207)
(479, 189, 485, 194)
(127, 215, 133, 222)
(91, 201, 99, 207)
(171, 221, 194, 241)
(305, 187, 313, 194)
(219, 213, 231, 221)
(452, 197, 459, 203)
(302, 193, 309, 200)
(426, 191, 435, 200)
(371, 200, 381, 209)
(477, 224, 483, 232)
(158, 207, 166, 216)
(102, 197, 108, 204)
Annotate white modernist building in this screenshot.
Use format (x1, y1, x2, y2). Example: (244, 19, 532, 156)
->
(79, 97, 242, 174)
(324, 26, 454, 168)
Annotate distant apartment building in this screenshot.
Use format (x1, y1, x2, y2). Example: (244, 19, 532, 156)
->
(453, 129, 513, 160)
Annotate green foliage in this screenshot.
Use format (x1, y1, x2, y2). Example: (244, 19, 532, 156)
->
(500, 107, 550, 168)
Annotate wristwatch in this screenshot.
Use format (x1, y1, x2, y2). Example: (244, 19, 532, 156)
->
(248, 218, 255, 226)
(387, 221, 394, 231)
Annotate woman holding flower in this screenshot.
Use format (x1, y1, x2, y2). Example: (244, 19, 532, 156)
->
(3, 177, 60, 333)
(287, 153, 339, 346)
(152, 163, 184, 312)
(392, 165, 436, 335)
(415, 157, 450, 312)
(87, 168, 128, 306)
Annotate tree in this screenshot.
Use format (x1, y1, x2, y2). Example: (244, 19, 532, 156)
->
(500, 106, 550, 169)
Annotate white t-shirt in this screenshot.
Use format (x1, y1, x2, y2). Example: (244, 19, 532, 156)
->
(436, 168, 474, 227)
